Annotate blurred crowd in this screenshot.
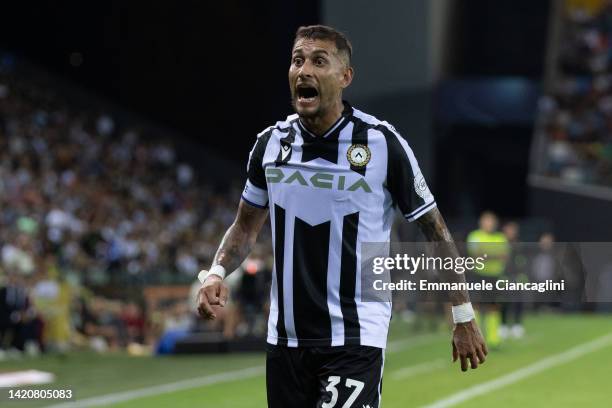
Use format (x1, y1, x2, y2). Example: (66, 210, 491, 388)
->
(537, 0, 612, 186)
(0, 56, 272, 356)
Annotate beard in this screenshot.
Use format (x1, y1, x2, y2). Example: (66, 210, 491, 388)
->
(291, 96, 323, 119)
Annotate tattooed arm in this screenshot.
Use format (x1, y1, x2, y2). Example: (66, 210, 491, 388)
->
(212, 199, 269, 273)
(415, 206, 470, 306)
(197, 199, 269, 320)
(416, 206, 488, 371)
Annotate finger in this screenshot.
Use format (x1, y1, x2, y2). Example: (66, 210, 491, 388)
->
(205, 285, 220, 305)
(198, 293, 216, 319)
(460, 354, 468, 372)
(469, 350, 478, 369)
(476, 345, 486, 364)
(482, 340, 489, 356)
(219, 285, 229, 307)
(199, 305, 216, 320)
(198, 304, 215, 320)
(198, 302, 215, 320)
(452, 341, 458, 362)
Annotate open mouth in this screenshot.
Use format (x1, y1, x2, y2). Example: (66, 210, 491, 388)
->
(296, 85, 319, 104)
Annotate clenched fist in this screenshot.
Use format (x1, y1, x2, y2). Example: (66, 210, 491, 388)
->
(196, 273, 229, 320)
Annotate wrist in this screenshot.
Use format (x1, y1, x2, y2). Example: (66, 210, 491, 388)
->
(198, 265, 227, 283)
(204, 274, 222, 283)
(451, 302, 475, 324)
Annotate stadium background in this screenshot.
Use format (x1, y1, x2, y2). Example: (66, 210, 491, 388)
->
(0, 0, 611, 407)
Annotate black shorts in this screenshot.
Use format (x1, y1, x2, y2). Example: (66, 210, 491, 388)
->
(266, 343, 384, 408)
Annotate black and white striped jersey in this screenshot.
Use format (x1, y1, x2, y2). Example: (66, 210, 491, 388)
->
(242, 102, 436, 349)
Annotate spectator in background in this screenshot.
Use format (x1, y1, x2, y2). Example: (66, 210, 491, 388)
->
(1, 234, 35, 275)
(537, 1, 612, 187)
(0, 56, 275, 353)
(531, 233, 560, 311)
(154, 299, 194, 355)
(532, 233, 557, 283)
(0, 271, 42, 356)
(234, 248, 271, 338)
(120, 302, 145, 345)
(500, 222, 527, 340)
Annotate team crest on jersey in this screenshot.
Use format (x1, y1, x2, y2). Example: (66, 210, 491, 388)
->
(347, 144, 371, 167)
(414, 172, 432, 200)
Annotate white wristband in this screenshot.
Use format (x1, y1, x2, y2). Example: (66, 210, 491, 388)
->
(451, 302, 475, 324)
(198, 265, 227, 283)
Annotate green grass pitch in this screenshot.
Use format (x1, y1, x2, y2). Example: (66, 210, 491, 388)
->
(2, 313, 611, 407)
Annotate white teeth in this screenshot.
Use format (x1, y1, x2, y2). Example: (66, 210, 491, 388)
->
(298, 96, 317, 102)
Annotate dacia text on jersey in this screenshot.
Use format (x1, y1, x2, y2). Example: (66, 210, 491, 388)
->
(265, 167, 372, 192)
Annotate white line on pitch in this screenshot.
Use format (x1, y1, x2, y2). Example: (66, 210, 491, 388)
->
(44, 365, 264, 408)
(422, 332, 612, 408)
(387, 333, 447, 354)
(389, 359, 447, 380)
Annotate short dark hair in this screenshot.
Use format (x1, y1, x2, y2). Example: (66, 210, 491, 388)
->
(294, 25, 352, 65)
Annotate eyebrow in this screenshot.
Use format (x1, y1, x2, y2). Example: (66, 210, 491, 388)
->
(292, 49, 331, 57)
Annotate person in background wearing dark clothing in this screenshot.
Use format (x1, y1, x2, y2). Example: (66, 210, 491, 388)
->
(0, 272, 43, 355)
(500, 222, 527, 340)
(121, 302, 146, 344)
(531, 233, 562, 311)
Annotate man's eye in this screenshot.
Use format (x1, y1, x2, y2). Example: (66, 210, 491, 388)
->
(293, 58, 303, 66)
(315, 58, 326, 66)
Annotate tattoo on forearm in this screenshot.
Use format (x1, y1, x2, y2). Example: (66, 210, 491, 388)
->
(416, 207, 470, 305)
(213, 224, 253, 273)
(211, 201, 269, 275)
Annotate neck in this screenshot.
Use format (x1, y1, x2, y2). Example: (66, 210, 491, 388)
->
(300, 99, 344, 136)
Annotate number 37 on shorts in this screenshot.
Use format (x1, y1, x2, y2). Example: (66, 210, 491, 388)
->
(322, 376, 366, 408)
(266, 344, 383, 408)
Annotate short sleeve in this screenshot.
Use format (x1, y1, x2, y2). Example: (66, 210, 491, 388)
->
(383, 126, 436, 222)
(242, 130, 272, 208)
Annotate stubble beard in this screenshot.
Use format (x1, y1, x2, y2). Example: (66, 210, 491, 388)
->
(292, 97, 324, 120)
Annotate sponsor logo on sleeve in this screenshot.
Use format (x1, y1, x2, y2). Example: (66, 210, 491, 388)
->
(414, 172, 432, 200)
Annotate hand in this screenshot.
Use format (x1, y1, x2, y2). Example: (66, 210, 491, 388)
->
(196, 274, 229, 320)
(452, 320, 488, 372)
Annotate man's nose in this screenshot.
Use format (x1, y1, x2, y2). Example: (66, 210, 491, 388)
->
(298, 60, 314, 77)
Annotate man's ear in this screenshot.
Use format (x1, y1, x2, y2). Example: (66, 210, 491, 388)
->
(341, 66, 354, 89)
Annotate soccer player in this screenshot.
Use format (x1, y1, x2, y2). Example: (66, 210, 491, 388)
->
(197, 25, 487, 407)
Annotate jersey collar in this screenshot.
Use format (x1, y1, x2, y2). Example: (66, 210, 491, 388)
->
(297, 100, 353, 140)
